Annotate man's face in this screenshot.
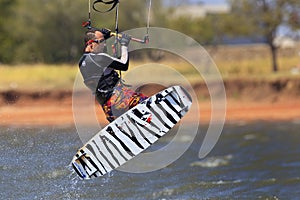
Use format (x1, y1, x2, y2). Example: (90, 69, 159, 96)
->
(87, 31, 105, 53)
(92, 31, 106, 53)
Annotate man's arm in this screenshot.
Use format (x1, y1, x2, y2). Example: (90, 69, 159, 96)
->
(105, 33, 131, 71)
(108, 46, 129, 71)
(85, 33, 131, 71)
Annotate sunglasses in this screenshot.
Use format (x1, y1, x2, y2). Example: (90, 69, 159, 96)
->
(86, 38, 105, 45)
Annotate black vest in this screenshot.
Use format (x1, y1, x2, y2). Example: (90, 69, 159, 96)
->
(79, 53, 120, 104)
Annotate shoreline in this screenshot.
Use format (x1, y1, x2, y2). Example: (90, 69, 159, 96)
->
(1, 78, 300, 127)
(1, 96, 300, 127)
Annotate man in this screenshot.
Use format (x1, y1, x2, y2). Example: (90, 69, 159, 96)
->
(79, 28, 148, 122)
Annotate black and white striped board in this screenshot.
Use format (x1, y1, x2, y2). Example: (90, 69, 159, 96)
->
(71, 85, 192, 179)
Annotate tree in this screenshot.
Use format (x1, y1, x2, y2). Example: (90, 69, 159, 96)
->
(0, 0, 164, 64)
(0, 0, 16, 63)
(228, 0, 300, 72)
(166, 16, 215, 44)
(11, 0, 88, 63)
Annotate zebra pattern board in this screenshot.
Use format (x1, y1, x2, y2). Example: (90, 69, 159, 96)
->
(71, 85, 192, 179)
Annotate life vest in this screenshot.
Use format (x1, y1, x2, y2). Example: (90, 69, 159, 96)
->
(79, 53, 120, 103)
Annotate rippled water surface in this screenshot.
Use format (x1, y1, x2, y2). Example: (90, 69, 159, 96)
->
(1, 121, 299, 199)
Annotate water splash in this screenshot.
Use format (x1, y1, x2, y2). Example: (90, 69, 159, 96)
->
(190, 154, 233, 168)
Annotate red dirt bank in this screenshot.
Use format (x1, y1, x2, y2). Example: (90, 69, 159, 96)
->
(1, 79, 300, 126)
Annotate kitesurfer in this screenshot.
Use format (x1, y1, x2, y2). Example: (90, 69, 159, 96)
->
(79, 28, 148, 122)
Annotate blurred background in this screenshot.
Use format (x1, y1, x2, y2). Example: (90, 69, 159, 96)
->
(1, 1, 300, 199)
(1, 0, 300, 124)
(1, 0, 300, 68)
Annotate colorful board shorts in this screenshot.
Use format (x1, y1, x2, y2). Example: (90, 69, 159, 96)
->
(102, 84, 148, 122)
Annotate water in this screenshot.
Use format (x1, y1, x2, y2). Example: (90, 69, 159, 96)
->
(0, 122, 299, 200)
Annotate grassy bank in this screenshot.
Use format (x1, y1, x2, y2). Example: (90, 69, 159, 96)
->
(1, 44, 300, 91)
(0, 64, 78, 91)
(206, 44, 300, 78)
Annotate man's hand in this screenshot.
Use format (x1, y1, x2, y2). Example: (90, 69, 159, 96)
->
(119, 33, 131, 46)
(85, 44, 93, 53)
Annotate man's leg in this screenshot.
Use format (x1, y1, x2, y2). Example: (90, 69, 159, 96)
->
(101, 85, 148, 122)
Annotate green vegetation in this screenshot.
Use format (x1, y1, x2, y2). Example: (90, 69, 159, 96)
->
(0, 0, 166, 64)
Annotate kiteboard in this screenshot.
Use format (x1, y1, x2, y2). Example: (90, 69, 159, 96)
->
(71, 85, 192, 179)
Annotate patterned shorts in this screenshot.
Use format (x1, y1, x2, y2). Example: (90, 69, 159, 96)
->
(102, 84, 148, 122)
